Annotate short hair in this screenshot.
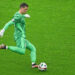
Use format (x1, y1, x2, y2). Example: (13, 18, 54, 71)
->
(20, 3, 29, 8)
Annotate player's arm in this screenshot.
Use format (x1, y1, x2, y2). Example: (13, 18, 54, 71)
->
(3, 20, 14, 30)
(0, 20, 14, 37)
(0, 13, 21, 37)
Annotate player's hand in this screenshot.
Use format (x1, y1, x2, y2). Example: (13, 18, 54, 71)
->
(0, 29, 5, 37)
(24, 14, 30, 18)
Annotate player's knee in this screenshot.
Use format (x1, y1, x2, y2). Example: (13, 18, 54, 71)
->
(21, 52, 25, 55)
(21, 50, 25, 55)
(21, 48, 25, 55)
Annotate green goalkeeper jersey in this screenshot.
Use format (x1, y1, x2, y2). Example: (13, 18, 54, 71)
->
(12, 12, 26, 40)
(3, 12, 26, 40)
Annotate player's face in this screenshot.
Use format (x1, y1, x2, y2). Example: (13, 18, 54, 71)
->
(21, 7, 28, 14)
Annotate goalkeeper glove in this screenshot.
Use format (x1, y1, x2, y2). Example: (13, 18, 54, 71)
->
(24, 14, 30, 18)
(0, 29, 5, 37)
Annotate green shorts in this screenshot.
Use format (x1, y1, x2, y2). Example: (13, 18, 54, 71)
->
(15, 37, 35, 51)
(15, 37, 26, 49)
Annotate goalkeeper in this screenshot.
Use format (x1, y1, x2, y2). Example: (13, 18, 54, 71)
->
(0, 3, 38, 68)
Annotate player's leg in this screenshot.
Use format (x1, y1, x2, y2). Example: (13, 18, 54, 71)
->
(25, 40, 38, 68)
(0, 37, 26, 55)
(8, 46, 25, 54)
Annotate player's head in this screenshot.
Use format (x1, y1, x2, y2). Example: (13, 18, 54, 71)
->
(20, 3, 29, 14)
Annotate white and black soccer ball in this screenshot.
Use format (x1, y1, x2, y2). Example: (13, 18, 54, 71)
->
(38, 62, 47, 71)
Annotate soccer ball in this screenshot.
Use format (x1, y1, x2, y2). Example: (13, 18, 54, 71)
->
(38, 62, 47, 71)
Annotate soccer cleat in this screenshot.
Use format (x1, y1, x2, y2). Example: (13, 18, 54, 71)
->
(32, 63, 38, 68)
(0, 44, 6, 49)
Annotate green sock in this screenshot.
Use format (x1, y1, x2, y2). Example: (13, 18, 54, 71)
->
(31, 49, 36, 63)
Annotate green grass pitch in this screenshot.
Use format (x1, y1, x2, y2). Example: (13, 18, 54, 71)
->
(0, 0, 75, 75)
